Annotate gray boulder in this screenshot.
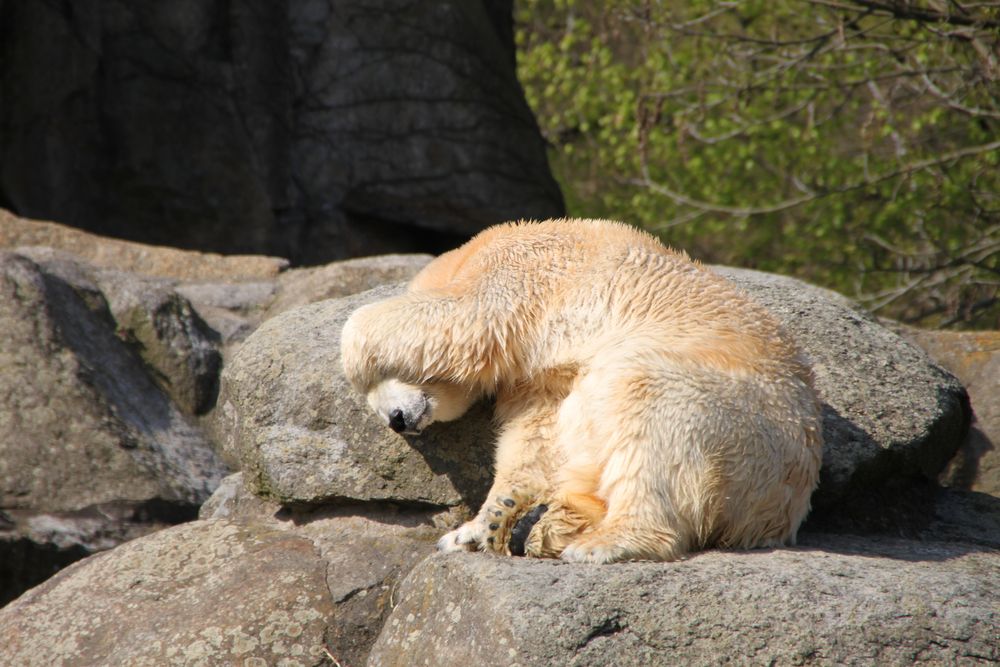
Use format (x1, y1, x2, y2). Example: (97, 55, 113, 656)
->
(16, 246, 223, 417)
(0, 252, 227, 604)
(216, 285, 494, 509)
(200, 473, 446, 665)
(716, 268, 969, 510)
(0, 519, 336, 667)
(369, 534, 999, 666)
(97, 270, 222, 416)
(0, 473, 445, 667)
(0, 251, 225, 509)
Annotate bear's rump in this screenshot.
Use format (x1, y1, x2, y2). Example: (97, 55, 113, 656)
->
(552, 350, 819, 549)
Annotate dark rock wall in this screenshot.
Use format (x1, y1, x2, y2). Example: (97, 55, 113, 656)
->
(0, 0, 564, 263)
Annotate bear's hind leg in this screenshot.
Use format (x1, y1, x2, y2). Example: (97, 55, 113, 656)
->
(522, 494, 604, 558)
(553, 356, 715, 563)
(560, 513, 687, 564)
(556, 448, 695, 563)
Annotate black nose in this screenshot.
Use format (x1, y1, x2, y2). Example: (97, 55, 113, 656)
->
(388, 409, 406, 433)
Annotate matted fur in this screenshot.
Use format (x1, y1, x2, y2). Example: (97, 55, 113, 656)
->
(341, 219, 823, 563)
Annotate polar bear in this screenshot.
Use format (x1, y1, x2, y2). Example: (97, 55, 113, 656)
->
(341, 219, 823, 563)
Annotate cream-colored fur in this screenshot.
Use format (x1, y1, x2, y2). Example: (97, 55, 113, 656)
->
(341, 219, 823, 563)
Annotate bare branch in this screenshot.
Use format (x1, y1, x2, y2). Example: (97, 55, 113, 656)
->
(920, 72, 1000, 118)
(808, 0, 1000, 29)
(634, 138, 1000, 218)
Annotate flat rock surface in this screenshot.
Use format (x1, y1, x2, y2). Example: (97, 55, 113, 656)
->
(369, 535, 999, 667)
(0, 211, 288, 280)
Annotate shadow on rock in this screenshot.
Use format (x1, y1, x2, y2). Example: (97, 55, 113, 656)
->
(802, 480, 1000, 561)
(399, 400, 497, 512)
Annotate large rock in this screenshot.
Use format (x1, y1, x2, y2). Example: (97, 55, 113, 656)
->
(0, 519, 336, 666)
(0, 251, 228, 604)
(716, 268, 969, 510)
(0, 1, 563, 262)
(16, 246, 224, 416)
(0, 252, 225, 510)
(216, 285, 494, 509)
(904, 329, 1000, 497)
(218, 269, 968, 515)
(200, 473, 446, 665)
(0, 474, 444, 667)
(369, 533, 999, 666)
(97, 270, 223, 416)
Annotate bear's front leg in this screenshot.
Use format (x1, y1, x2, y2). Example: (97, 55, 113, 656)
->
(438, 387, 566, 555)
(341, 291, 516, 395)
(444, 491, 589, 557)
(444, 374, 586, 555)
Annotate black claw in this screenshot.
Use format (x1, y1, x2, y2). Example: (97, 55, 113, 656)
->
(492, 510, 503, 517)
(489, 523, 499, 531)
(502, 497, 516, 508)
(508, 504, 548, 557)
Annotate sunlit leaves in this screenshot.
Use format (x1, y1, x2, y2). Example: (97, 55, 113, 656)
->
(515, 0, 1000, 327)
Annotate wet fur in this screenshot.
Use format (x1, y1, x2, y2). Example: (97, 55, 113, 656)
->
(341, 219, 823, 563)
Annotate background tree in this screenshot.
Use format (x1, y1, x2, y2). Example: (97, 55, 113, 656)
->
(516, 0, 1000, 328)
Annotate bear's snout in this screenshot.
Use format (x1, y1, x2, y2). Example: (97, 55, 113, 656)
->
(367, 379, 431, 435)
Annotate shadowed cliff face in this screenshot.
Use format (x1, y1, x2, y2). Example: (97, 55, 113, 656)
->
(0, 0, 564, 264)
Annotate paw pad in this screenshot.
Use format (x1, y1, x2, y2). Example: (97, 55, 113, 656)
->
(478, 489, 539, 555)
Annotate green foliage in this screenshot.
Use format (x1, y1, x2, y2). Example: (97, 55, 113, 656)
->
(516, 0, 1000, 328)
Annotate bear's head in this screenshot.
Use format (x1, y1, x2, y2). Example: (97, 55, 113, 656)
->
(365, 379, 477, 435)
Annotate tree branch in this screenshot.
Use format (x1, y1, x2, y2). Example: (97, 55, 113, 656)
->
(633, 138, 1000, 218)
(807, 0, 1000, 29)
